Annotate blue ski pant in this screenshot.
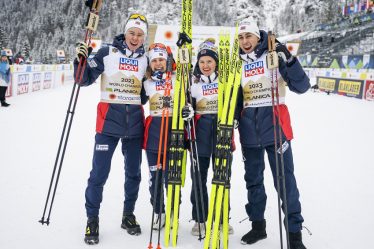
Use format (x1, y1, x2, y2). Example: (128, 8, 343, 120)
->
(146, 151, 170, 214)
(242, 142, 304, 233)
(85, 133, 142, 218)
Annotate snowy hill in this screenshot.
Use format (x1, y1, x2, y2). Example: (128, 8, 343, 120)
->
(0, 0, 343, 63)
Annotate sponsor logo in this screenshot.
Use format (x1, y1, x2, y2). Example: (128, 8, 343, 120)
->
(43, 72, 52, 89)
(88, 59, 98, 68)
(156, 81, 172, 91)
(277, 141, 289, 154)
(202, 83, 218, 95)
(318, 77, 336, 91)
(119, 58, 138, 71)
(338, 80, 361, 95)
(32, 73, 41, 92)
(96, 144, 109, 151)
(113, 88, 138, 94)
(249, 93, 271, 100)
(17, 74, 29, 95)
(244, 61, 264, 77)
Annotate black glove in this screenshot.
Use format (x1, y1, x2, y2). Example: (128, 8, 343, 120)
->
(85, 0, 94, 9)
(75, 42, 92, 61)
(176, 32, 192, 48)
(181, 104, 194, 121)
(275, 43, 294, 64)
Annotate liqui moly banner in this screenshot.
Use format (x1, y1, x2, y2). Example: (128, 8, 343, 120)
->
(8, 64, 73, 98)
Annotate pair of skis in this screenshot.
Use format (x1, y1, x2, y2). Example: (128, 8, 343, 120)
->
(204, 26, 242, 249)
(147, 0, 193, 248)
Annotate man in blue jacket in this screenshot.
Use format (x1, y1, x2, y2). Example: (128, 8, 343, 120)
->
(236, 19, 310, 249)
(74, 13, 149, 245)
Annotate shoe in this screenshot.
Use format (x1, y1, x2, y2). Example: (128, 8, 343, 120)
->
(1, 101, 10, 107)
(191, 222, 205, 236)
(228, 224, 234, 235)
(289, 231, 307, 249)
(84, 217, 99, 245)
(152, 213, 166, 230)
(240, 219, 267, 245)
(121, 213, 141, 235)
(218, 223, 234, 235)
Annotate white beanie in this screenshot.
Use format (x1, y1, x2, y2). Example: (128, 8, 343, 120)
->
(124, 17, 148, 37)
(148, 45, 168, 62)
(238, 18, 260, 39)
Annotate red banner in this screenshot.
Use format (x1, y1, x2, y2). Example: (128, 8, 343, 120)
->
(364, 80, 374, 101)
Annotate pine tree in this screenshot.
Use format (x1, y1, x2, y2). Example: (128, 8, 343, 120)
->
(22, 40, 31, 59)
(0, 27, 8, 49)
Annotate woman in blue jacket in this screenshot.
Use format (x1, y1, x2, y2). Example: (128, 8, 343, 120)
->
(183, 38, 234, 236)
(236, 19, 310, 249)
(0, 51, 11, 107)
(143, 43, 175, 230)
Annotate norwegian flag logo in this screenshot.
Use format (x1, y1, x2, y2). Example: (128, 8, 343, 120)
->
(135, 21, 140, 25)
(240, 26, 246, 30)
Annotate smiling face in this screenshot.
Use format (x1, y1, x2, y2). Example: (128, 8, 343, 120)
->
(125, 27, 145, 51)
(150, 58, 167, 72)
(198, 56, 216, 77)
(238, 32, 260, 54)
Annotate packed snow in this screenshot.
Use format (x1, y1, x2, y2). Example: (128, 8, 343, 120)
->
(0, 80, 373, 249)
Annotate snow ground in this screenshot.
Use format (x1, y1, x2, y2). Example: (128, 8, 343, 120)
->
(0, 82, 373, 249)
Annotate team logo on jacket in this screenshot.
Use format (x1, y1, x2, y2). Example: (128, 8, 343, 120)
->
(202, 83, 218, 95)
(119, 58, 139, 71)
(244, 61, 264, 77)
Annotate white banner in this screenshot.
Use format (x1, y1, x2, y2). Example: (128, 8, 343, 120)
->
(8, 64, 74, 98)
(153, 25, 234, 65)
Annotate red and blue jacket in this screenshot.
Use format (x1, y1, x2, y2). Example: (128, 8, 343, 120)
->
(236, 31, 310, 148)
(74, 34, 148, 138)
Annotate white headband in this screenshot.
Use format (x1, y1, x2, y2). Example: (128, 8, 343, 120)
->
(125, 18, 148, 37)
(238, 21, 260, 39)
(149, 47, 168, 61)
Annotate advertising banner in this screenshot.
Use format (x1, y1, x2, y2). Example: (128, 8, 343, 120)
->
(337, 79, 364, 99)
(363, 80, 374, 101)
(43, 72, 53, 89)
(16, 73, 30, 95)
(317, 77, 337, 92)
(32, 73, 42, 92)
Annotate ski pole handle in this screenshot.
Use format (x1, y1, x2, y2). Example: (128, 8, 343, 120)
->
(267, 31, 279, 69)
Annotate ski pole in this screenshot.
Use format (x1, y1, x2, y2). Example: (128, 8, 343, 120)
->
(267, 31, 290, 249)
(39, 0, 103, 225)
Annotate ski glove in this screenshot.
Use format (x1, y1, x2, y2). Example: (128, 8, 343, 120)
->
(176, 32, 192, 48)
(182, 104, 194, 121)
(75, 42, 92, 61)
(275, 43, 294, 64)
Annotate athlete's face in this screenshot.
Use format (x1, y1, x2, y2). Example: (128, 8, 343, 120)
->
(238, 32, 260, 54)
(198, 56, 216, 77)
(150, 58, 167, 72)
(1, 56, 7, 62)
(125, 27, 145, 51)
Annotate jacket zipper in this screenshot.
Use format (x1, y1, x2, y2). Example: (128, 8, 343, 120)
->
(125, 104, 129, 138)
(254, 108, 261, 146)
